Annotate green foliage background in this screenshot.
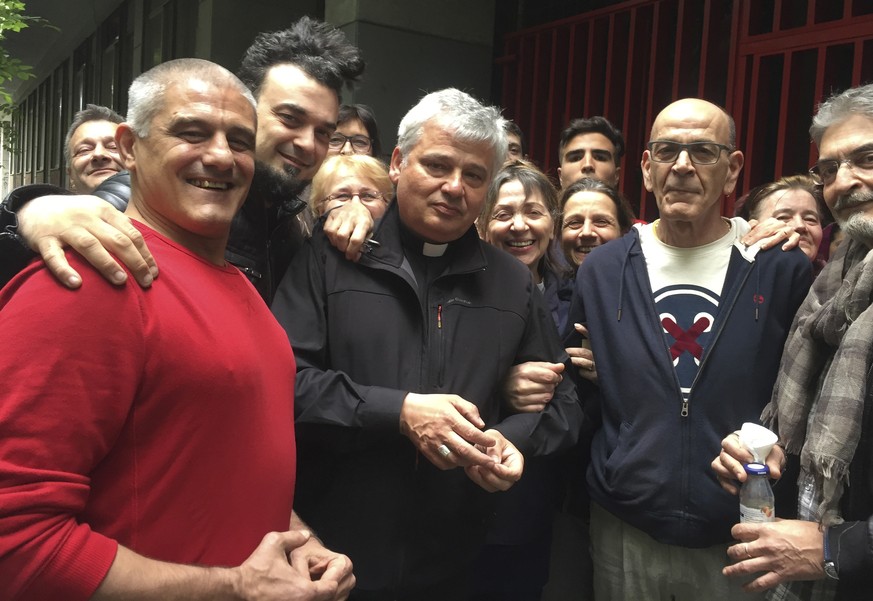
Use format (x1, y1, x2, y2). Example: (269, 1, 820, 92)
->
(0, 1, 54, 154)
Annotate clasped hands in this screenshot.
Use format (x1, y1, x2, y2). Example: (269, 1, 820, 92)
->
(399, 392, 523, 492)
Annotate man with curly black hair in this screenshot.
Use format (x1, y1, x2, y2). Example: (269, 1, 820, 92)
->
(2, 17, 371, 303)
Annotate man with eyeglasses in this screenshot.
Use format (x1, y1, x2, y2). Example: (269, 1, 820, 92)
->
(565, 98, 811, 599)
(712, 84, 873, 601)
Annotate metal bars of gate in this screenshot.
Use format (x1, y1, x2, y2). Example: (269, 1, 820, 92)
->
(498, 0, 873, 222)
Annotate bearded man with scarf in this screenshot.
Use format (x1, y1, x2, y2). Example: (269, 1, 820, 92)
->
(713, 83, 873, 601)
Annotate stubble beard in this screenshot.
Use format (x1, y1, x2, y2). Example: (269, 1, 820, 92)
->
(834, 189, 873, 247)
(249, 160, 309, 206)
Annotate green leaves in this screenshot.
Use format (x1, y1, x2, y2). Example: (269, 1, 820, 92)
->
(0, 1, 55, 153)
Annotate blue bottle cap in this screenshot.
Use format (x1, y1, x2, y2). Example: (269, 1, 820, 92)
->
(744, 462, 770, 476)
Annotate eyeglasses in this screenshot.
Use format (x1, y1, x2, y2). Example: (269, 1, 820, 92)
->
(328, 133, 372, 153)
(810, 148, 873, 186)
(323, 191, 386, 204)
(646, 140, 732, 165)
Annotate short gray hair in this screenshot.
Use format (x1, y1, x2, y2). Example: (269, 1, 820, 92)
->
(396, 88, 507, 176)
(126, 58, 256, 137)
(810, 83, 873, 146)
(64, 104, 124, 166)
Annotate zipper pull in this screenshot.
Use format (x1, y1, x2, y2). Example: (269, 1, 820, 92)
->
(681, 399, 689, 417)
(437, 304, 442, 329)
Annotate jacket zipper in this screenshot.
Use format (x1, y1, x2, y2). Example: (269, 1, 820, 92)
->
(436, 303, 445, 387)
(681, 261, 755, 417)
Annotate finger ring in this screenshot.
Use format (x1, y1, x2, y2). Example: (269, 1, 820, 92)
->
(745, 543, 753, 559)
(437, 444, 452, 458)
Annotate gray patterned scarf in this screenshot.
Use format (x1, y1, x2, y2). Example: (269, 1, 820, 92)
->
(762, 237, 873, 524)
(762, 238, 873, 601)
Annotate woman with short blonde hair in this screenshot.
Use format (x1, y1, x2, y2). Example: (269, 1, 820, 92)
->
(310, 154, 394, 219)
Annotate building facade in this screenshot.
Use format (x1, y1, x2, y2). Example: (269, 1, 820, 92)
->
(4, 0, 873, 216)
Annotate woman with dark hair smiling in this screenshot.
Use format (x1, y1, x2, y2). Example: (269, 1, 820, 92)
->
(560, 177, 635, 268)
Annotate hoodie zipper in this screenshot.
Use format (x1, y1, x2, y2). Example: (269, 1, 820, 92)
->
(681, 261, 755, 417)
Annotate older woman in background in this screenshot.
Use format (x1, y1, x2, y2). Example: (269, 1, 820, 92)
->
(309, 154, 393, 221)
(737, 174, 825, 265)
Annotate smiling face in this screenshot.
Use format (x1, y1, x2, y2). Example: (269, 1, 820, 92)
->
(119, 77, 256, 261)
(561, 190, 622, 267)
(389, 120, 494, 243)
(485, 179, 554, 278)
(818, 114, 873, 246)
(558, 132, 620, 188)
(641, 99, 743, 229)
(756, 188, 823, 260)
(254, 63, 338, 182)
(67, 119, 123, 193)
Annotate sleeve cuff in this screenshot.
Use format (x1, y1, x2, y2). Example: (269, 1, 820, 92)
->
(358, 386, 408, 431)
(22, 527, 118, 600)
(829, 519, 873, 582)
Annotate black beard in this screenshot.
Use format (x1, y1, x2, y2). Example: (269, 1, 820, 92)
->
(248, 161, 309, 207)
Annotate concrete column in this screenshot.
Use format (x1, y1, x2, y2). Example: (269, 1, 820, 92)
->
(200, 0, 320, 72)
(325, 0, 496, 159)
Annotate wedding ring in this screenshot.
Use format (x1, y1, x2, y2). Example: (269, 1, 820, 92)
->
(437, 444, 452, 458)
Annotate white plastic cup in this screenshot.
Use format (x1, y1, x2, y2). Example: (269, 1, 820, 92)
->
(739, 422, 778, 463)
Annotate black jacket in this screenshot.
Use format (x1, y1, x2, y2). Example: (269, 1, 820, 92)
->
(0, 183, 72, 287)
(828, 321, 873, 599)
(224, 187, 307, 302)
(271, 201, 584, 594)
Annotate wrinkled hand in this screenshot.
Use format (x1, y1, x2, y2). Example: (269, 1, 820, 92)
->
(288, 535, 355, 601)
(712, 432, 785, 495)
(501, 361, 564, 413)
(17, 194, 157, 288)
(464, 429, 524, 492)
(235, 531, 338, 600)
(723, 519, 824, 592)
(742, 217, 801, 252)
(323, 199, 374, 262)
(399, 393, 497, 469)
(567, 323, 597, 382)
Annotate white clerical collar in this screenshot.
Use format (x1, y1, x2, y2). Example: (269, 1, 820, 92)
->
(422, 242, 448, 257)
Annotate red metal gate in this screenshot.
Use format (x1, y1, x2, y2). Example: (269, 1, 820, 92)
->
(498, 0, 873, 221)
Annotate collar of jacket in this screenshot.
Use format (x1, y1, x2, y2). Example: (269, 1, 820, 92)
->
(360, 198, 488, 276)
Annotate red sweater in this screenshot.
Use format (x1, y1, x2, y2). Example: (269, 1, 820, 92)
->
(0, 223, 297, 600)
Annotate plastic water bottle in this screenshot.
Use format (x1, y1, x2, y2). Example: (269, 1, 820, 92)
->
(739, 462, 775, 523)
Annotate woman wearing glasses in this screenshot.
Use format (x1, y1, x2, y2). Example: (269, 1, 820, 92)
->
(310, 154, 393, 220)
(327, 104, 382, 158)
